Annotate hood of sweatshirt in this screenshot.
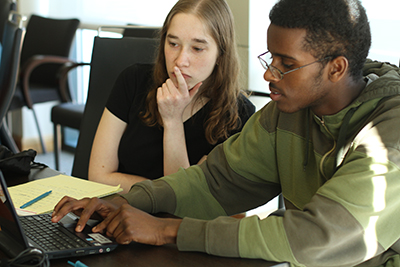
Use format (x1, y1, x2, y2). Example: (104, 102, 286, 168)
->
(358, 59, 400, 103)
(308, 59, 400, 173)
(315, 59, 400, 137)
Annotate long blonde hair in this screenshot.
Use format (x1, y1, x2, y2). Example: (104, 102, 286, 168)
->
(140, 0, 244, 144)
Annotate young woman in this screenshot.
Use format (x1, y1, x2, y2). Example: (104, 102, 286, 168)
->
(89, 0, 255, 193)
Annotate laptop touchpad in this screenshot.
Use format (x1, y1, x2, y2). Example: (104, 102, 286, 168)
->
(59, 212, 100, 228)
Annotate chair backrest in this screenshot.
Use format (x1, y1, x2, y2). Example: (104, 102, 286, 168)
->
(71, 36, 159, 179)
(0, 18, 24, 128)
(123, 25, 160, 38)
(0, 0, 15, 43)
(20, 14, 79, 87)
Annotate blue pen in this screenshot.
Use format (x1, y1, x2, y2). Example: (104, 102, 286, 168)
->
(20, 190, 52, 209)
(68, 260, 89, 267)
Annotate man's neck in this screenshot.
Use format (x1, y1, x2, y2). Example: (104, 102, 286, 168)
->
(313, 77, 367, 117)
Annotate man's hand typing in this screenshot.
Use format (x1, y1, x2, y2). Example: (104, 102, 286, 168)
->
(51, 196, 182, 246)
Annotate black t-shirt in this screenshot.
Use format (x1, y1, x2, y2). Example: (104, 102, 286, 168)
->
(106, 64, 255, 179)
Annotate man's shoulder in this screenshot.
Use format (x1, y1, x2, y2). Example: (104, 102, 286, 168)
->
(258, 102, 307, 133)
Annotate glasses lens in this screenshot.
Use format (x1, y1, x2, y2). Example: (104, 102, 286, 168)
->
(258, 52, 282, 80)
(269, 66, 282, 80)
(258, 57, 267, 70)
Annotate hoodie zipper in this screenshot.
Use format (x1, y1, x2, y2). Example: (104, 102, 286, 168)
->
(316, 116, 336, 179)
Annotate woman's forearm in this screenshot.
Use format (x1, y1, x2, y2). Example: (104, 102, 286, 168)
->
(89, 171, 148, 194)
(163, 120, 190, 176)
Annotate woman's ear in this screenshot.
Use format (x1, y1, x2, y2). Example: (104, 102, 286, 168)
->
(328, 56, 349, 83)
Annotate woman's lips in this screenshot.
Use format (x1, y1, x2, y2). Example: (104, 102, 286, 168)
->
(172, 72, 191, 79)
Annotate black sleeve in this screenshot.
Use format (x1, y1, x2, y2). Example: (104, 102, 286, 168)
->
(106, 66, 134, 123)
(106, 64, 153, 123)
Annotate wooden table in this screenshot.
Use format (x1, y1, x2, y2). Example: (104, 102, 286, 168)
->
(49, 242, 288, 267)
(3, 167, 289, 267)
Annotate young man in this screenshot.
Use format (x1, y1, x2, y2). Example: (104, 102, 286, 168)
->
(52, 0, 400, 266)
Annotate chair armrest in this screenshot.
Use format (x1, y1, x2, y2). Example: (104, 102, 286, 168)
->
(57, 62, 91, 103)
(19, 55, 77, 108)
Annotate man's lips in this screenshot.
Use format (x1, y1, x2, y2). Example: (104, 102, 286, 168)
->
(269, 84, 282, 101)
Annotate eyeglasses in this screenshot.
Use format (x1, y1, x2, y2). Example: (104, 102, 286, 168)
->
(258, 51, 331, 81)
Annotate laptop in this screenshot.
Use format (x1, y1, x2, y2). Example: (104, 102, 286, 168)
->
(0, 170, 118, 259)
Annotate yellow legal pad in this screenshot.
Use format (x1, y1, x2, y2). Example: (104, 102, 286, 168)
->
(8, 174, 122, 214)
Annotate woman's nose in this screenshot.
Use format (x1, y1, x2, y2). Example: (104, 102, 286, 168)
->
(175, 49, 190, 67)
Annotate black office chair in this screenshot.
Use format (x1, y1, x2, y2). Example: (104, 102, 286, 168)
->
(51, 26, 160, 171)
(96, 25, 160, 38)
(0, 0, 15, 40)
(8, 14, 80, 153)
(0, 14, 25, 153)
(122, 25, 160, 38)
(68, 36, 158, 179)
(0, 0, 17, 152)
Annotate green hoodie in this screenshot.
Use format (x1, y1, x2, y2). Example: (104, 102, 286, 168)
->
(122, 60, 400, 267)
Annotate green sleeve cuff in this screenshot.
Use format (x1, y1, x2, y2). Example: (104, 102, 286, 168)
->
(177, 216, 241, 257)
(120, 179, 176, 214)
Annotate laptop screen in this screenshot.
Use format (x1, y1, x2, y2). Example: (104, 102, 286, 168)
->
(0, 171, 29, 256)
(0, 169, 118, 259)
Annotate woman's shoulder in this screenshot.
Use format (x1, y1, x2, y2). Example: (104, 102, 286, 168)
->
(107, 64, 154, 121)
(117, 63, 154, 95)
(238, 92, 256, 115)
(120, 63, 154, 78)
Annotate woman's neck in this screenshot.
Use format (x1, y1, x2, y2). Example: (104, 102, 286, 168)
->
(182, 96, 209, 122)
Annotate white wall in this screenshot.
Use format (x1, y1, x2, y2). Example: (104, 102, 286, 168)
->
(362, 0, 400, 65)
(248, 0, 275, 111)
(17, 0, 178, 29)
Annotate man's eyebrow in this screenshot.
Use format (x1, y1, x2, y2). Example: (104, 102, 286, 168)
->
(271, 52, 298, 61)
(166, 33, 208, 44)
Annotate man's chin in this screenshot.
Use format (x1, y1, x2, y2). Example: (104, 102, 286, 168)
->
(275, 103, 301, 114)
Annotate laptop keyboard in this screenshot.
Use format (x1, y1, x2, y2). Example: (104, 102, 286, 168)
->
(20, 213, 90, 251)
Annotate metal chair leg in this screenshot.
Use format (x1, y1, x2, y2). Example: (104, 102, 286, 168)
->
(53, 123, 61, 170)
(0, 118, 20, 153)
(31, 107, 46, 154)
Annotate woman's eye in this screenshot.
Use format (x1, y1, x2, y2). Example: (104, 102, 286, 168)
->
(169, 41, 178, 47)
(193, 47, 204, 52)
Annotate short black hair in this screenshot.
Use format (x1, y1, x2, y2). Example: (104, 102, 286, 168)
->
(269, 0, 371, 79)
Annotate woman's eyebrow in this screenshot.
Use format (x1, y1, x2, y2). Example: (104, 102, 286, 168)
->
(166, 33, 178, 40)
(166, 33, 208, 45)
(193, 38, 208, 44)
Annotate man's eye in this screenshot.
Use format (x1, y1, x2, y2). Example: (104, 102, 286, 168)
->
(282, 63, 294, 69)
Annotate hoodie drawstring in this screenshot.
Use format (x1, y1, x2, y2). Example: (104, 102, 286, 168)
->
(303, 108, 310, 171)
(334, 108, 357, 173)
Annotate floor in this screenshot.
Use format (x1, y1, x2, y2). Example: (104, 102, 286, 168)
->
(35, 150, 75, 176)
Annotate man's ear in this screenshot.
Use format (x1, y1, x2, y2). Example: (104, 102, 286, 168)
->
(328, 56, 348, 83)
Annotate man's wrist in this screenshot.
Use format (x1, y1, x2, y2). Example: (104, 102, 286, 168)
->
(110, 195, 129, 207)
(162, 218, 182, 244)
